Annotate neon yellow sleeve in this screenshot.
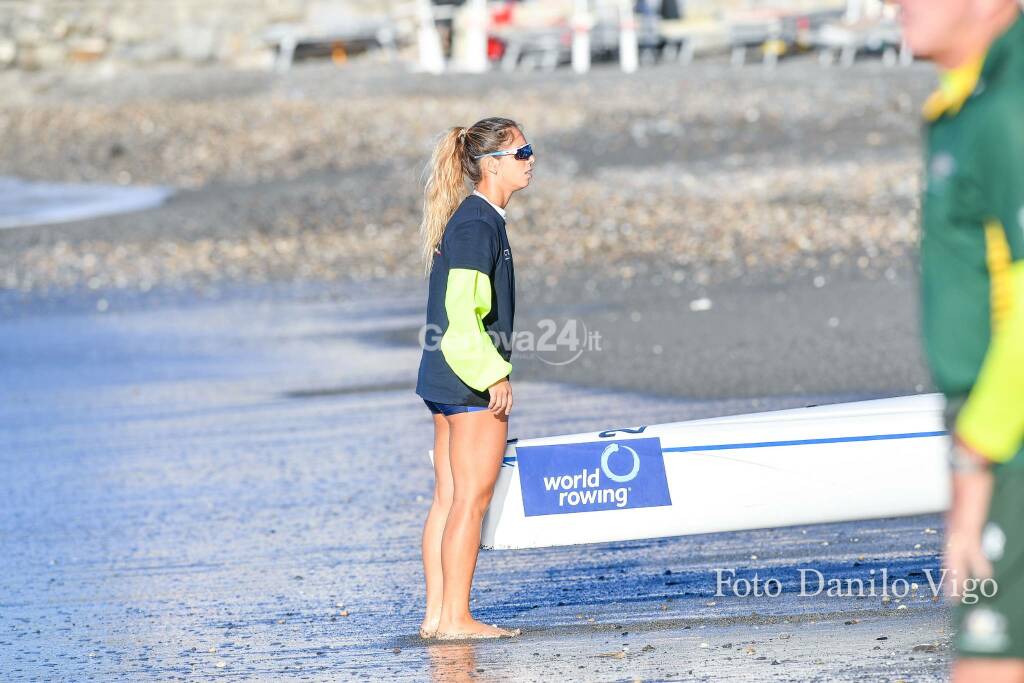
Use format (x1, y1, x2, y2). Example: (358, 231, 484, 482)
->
(956, 262, 1024, 462)
(439, 268, 512, 392)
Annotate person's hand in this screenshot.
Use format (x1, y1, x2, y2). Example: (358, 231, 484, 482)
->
(487, 377, 512, 416)
(943, 436, 995, 601)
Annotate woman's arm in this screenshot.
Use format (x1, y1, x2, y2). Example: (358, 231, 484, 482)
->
(439, 268, 512, 392)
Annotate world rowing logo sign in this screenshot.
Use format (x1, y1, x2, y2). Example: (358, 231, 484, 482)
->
(516, 437, 671, 516)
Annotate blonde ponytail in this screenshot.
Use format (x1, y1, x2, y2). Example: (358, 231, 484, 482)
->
(421, 127, 469, 274)
(420, 117, 521, 275)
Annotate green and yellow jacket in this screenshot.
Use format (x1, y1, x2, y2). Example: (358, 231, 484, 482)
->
(920, 13, 1024, 464)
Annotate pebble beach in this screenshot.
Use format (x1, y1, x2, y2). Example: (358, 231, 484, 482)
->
(0, 57, 934, 295)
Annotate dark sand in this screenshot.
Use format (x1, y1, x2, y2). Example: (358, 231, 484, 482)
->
(2, 277, 950, 682)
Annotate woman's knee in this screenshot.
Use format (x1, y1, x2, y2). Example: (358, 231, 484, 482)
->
(449, 490, 493, 518)
(433, 483, 454, 510)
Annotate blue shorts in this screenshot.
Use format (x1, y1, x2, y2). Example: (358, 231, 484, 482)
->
(423, 399, 488, 416)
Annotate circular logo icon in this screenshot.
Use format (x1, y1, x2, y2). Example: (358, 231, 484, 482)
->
(982, 522, 1006, 562)
(931, 152, 955, 180)
(601, 443, 640, 483)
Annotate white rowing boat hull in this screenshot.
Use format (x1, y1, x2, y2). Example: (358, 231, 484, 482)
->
(476, 394, 951, 550)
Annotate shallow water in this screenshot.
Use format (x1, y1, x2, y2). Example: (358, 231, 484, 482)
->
(0, 176, 173, 229)
(0, 281, 950, 681)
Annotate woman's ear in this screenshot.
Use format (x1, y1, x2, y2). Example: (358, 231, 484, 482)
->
(487, 157, 499, 175)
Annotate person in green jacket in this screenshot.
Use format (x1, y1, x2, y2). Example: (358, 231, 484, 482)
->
(898, 1, 1024, 679)
(415, 117, 534, 640)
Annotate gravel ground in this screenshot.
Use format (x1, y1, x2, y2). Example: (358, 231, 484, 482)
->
(0, 56, 936, 296)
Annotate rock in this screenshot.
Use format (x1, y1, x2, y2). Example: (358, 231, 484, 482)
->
(689, 298, 713, 312)
(0, 40, 16, 67)
(109, 16, 147, 43)
(119, 41, 177, 63)
(176, 25, 218, 62)
(34, 43, 65, 68)
(69, 37, 108, 63)
(13, 24, 43, 46)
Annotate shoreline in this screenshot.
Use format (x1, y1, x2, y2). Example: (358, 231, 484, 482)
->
(3, 252, 949, 681)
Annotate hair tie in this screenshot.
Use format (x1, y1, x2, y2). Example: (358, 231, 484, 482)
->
(458, 128, 467, 143)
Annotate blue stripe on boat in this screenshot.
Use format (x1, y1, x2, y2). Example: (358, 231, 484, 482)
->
(500, 430, 947, 467)
(662, 430, 948, 453)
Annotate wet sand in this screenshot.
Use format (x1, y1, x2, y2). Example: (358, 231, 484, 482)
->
(2, 279, 949, 681)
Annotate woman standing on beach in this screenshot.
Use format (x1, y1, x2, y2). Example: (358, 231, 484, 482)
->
(415, 117, 534, 640)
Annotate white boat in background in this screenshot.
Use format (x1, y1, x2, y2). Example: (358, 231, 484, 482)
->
(474, 394, 950, 550)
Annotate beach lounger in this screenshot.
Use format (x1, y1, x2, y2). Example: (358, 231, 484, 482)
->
(263, 2, 398, 71)
(659, 17, 727, 65)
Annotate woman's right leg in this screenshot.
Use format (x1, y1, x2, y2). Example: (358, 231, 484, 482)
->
(436, 408, 517, 638)
(420, 413, 453, 637)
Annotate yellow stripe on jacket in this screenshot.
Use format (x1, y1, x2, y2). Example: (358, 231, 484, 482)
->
(957, 255, 1024, 463)
(439, 268, 512, 393)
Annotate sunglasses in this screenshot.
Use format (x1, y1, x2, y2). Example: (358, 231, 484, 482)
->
(473, 143, 534, 161)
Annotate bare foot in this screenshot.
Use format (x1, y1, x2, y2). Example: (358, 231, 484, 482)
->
(435, 618, 521, 640)
(417, 622, 438, 643)
(419, 614, 440, 639)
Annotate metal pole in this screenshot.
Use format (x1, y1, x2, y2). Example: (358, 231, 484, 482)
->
(456, 0, 489, 73)
(619, 0, 638, 73)
(417, 0, 445, 74)
(572, 0, 592, 74)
